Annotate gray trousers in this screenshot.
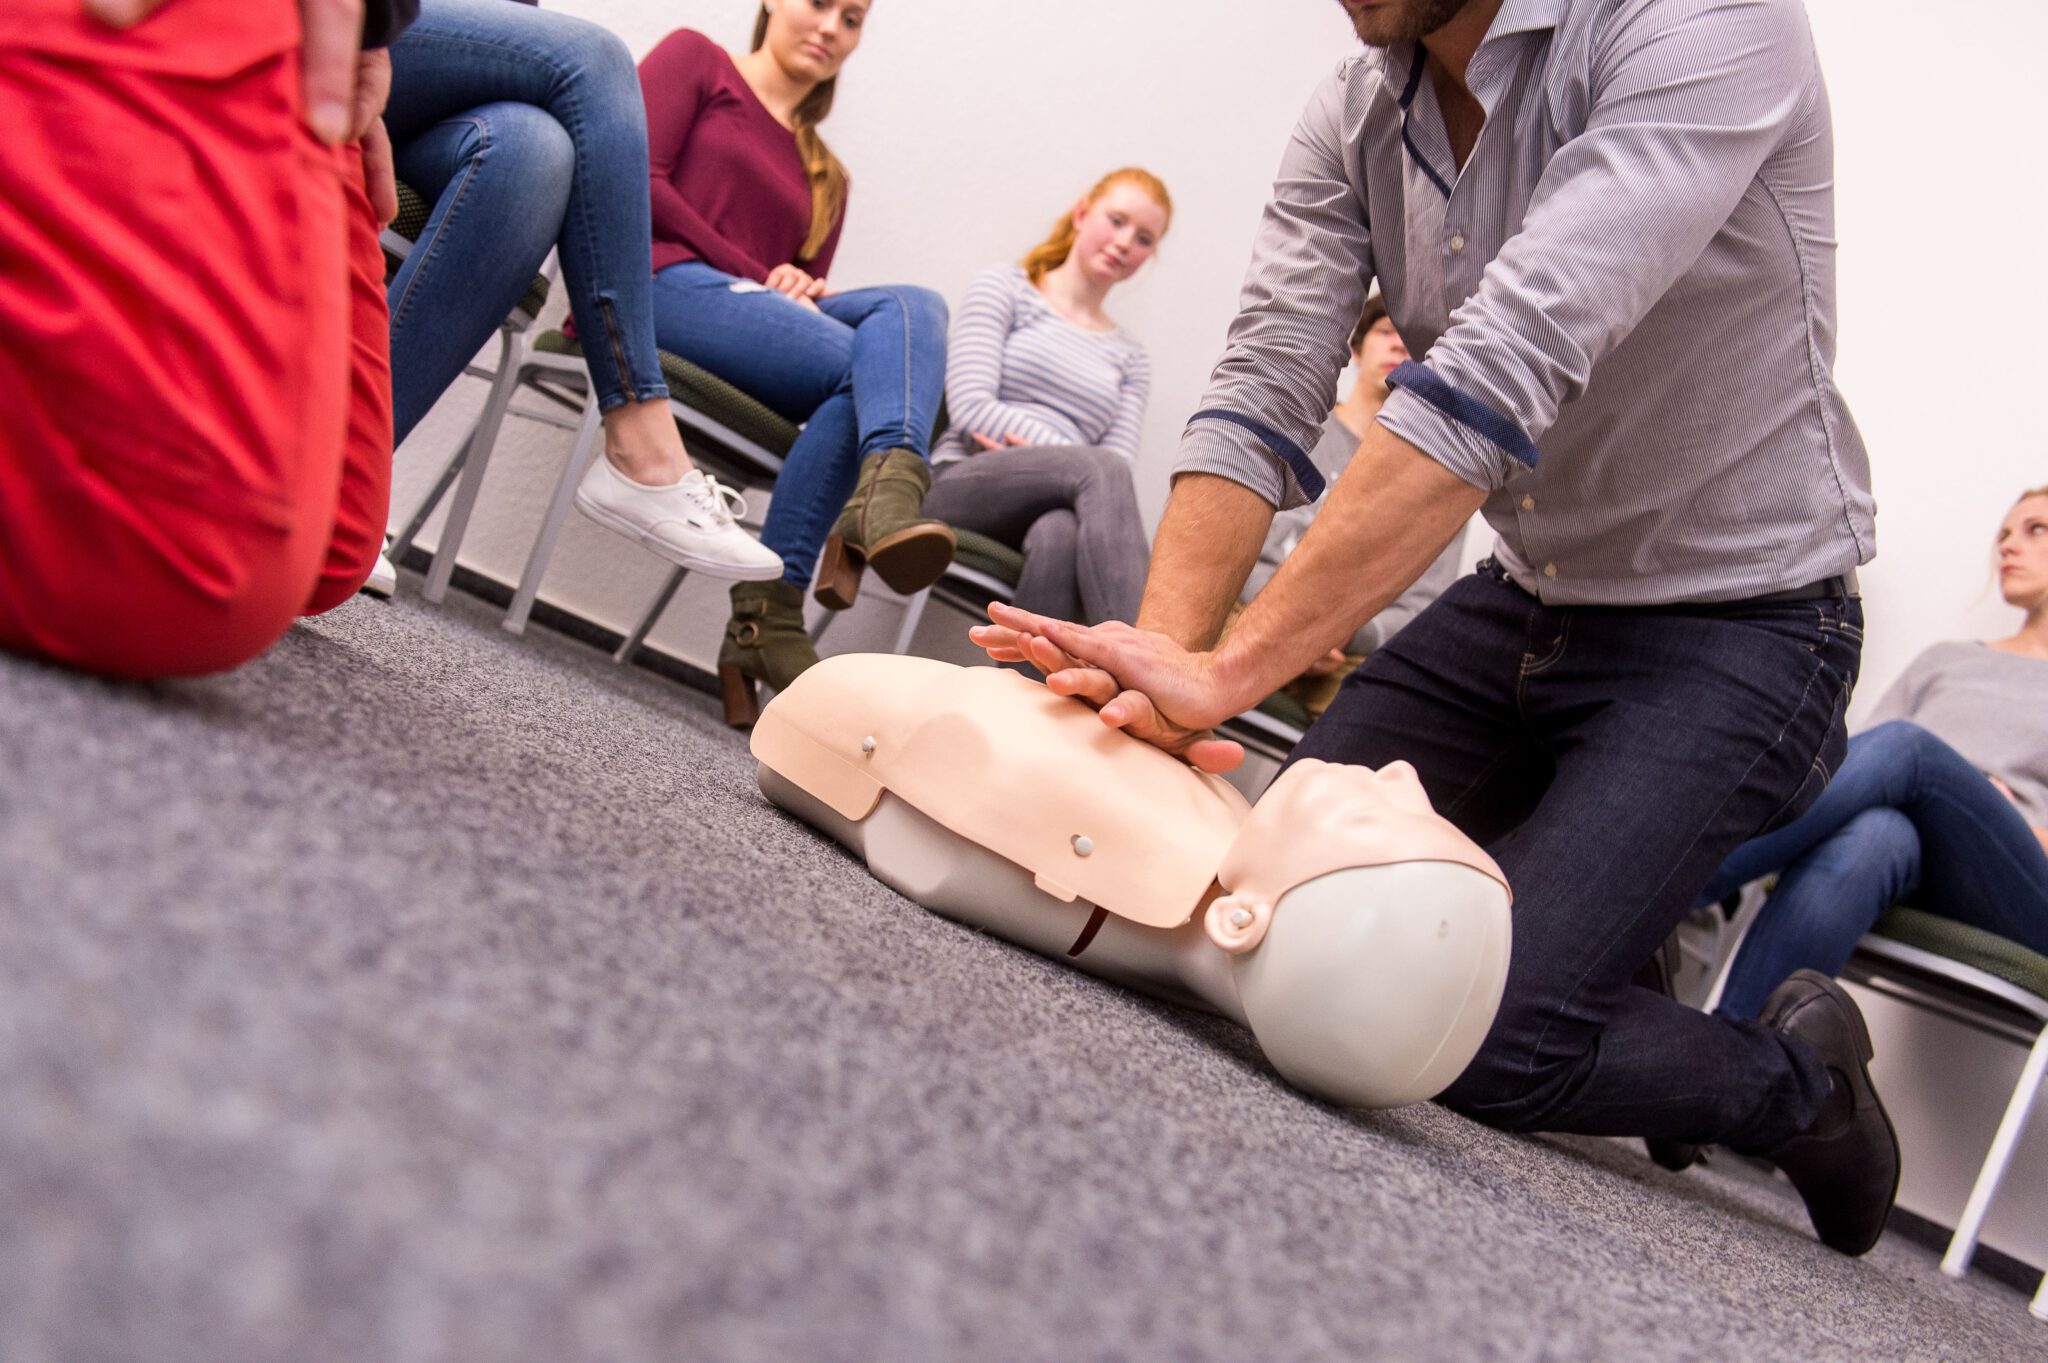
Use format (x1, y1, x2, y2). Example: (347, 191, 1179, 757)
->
(921, 445, 1150, 625)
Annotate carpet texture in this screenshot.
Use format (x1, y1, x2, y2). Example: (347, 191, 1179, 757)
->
(0, 585, 2040, 1362)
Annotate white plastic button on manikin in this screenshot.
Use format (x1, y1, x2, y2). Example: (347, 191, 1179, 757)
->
(1543, 563, 1558, 578)
(1072, 835, 1094, 858)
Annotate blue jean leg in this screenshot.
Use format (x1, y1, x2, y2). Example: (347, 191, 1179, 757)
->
(387, 104, 570, 443)
(1717, 808, 1920, 1019)
(385, 0, 668, 434)
(1709, 720, 2048, 1016)
(648, 263, 948, 586)
(1290, 569, 1859, 1149)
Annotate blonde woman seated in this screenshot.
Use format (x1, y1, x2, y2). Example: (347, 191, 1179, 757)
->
(1234, 296, 1464, 718)
(922, 169, 1170, 627)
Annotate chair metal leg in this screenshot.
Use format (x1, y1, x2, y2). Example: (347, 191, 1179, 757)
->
(389, 424, 473, 567)
(504, 398, 603, 635)
(889, 587, 933, 656)
(615, 566, 688, 664)
(1940, 1023, 2048, 1279)
(423, 328, 525, 604)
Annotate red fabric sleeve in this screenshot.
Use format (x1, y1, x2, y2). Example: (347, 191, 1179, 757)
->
(641, 30, 770, 281)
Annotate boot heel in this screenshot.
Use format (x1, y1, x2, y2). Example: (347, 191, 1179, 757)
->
(813, 533, 866, 611)
(719, 663, 760, 729)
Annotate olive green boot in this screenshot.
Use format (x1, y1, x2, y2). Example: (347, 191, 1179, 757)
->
(813, 448, 956, 610)
(717, 580, 819, 728)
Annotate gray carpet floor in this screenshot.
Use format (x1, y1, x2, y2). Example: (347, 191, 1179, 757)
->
(2, 582, 2041, 1363)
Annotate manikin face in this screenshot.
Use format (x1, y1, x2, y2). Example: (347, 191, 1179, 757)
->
(1068, 183, 1169, 289)
(764, 0, 866, 83)
(1337, 0, 1474, 47)
(1996, 494, 2048, 611)
(1353, 315, 1410, 383)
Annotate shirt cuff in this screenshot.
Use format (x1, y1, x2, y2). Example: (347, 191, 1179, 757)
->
(1177, 413, 1320, 510)
(1376, 364, 1531, 493)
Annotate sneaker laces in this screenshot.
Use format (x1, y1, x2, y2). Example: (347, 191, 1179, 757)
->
(682, 471, 751, 528)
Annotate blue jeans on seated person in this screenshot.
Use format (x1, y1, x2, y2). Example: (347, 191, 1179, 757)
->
(1286, 561, 1861, 1151)
(1700, 720, 2048, 1020)
(648, 261, 948, 588)
(384, 0, 670, 444)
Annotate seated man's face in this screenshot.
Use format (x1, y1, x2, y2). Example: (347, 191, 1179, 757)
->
(1354, 317, 1409, 385)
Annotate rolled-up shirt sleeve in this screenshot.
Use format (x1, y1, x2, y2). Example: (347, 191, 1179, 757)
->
(1177, 67, 1373, 512)
(1378, 0, 1813, 490)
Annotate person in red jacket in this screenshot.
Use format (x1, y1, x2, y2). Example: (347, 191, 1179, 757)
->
(0, 0, 402, 678)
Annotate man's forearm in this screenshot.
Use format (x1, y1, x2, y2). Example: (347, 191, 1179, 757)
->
(1212, 425, 1486, 708)
(1136, 473, 1275, 651)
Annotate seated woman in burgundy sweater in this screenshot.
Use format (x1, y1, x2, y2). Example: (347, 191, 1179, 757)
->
(639, 2, 954, 727)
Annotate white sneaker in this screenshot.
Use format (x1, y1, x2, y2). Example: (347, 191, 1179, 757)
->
(574, 458, 784, 581)
(360, 551, 398, 599)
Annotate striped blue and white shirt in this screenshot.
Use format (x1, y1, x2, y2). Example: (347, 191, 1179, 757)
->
(936, 265, 1151, 466)
(1178, 0, 1876, 606)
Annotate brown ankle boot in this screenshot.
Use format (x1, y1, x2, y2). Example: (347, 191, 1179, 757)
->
(814, 448, 956, 610)
(717, 580, 819, 728)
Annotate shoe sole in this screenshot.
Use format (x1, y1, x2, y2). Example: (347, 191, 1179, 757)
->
(575, 490, 783, 582)
(864, 523, 957, 596)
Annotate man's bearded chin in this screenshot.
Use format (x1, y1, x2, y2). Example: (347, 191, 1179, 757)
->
(1350, 0, 1472, 46)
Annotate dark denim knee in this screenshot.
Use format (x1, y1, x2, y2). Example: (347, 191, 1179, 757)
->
(1810, 806, 1920, 900)
(1438, 1036, 1582, 1133)
(1855, 719, 1942, 770)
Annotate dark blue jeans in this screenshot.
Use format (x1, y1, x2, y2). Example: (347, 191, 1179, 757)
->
(384, 0, 669, 443)
(1288, 561, 1861, 1150)
(1702, 720, 2048, 1019)
(648, 261, 948, 588)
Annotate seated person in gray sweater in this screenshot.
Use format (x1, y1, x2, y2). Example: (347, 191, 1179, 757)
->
(1235, 296, 1463, 717)
(1698, 484, 2048, 1019)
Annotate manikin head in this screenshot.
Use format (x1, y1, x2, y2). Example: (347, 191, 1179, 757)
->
(1023, 169, 1174, 293)
(1206, 759, 1513, 1108)
(1996, 486, 2048, 615)
(1337, 0, 1480, 47)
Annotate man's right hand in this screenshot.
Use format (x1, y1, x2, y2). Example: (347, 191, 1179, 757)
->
(85, 0, 368, 146)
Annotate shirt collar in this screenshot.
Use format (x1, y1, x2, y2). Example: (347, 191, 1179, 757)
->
(1489, 0, 1566, 39)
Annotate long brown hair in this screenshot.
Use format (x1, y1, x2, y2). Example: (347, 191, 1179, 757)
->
(752, 6, 848, 264)
(1022, 168, 1173, 284)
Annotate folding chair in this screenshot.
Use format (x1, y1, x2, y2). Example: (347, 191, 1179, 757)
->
(1840, 908, 2048, 1319)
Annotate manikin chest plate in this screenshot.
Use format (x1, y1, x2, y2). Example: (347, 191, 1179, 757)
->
(750, 654, 1250, 926)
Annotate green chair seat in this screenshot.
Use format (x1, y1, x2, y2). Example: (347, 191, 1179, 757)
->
(533, 330, 800, 459)
(384, 181, 551, 323)
(950, 529, 1024, 586)
(1253, 690, 1315, 733)
(1871, 907, 2048, 1000)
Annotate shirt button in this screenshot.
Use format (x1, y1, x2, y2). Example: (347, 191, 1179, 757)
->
(1543, 563, 1558, 579)
(1520, 495, 1535, 511)
(1449, 233, 1468, 253)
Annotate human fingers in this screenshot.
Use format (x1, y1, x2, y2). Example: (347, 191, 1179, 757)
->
(350, 48, 392, 141)
(360, 118, 398, 225)
(966, 623, 1029, 663)
(1003, 433, 1030, 446)
(82, 0, 167, 28)
(1181, 735, 1246, 774)
(301, 0, 366, 145)
(970, 432, 1001, 452)
(803, 275, 828, 298)
(986, 600, 1088, 649)
(1044, 665, 1120, 708)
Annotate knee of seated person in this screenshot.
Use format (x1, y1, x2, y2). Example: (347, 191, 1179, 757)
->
(1812, 807, 1920, 882)
(883, 284, 948, 330)
(548, 12, 639, 89)
(484, 102, 575, 188)
(1855, 719, 1942, 765)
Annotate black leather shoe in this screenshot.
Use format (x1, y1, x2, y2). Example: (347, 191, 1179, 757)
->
(1758, 969, 1900, 1256)
(1635, 931, 1704, 1173)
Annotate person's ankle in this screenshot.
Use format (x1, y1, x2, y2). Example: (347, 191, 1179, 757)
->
(603, 446, 684, 487)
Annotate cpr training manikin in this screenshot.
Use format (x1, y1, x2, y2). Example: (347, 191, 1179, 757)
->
(751, 654, 1514, 1109)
